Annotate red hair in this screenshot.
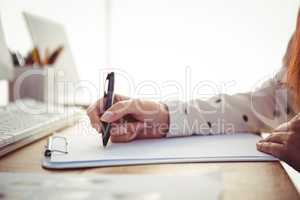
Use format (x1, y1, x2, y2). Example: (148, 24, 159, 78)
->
(287, 9, 300, 109)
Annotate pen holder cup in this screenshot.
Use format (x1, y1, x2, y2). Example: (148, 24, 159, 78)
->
(9, 66, 54, 102)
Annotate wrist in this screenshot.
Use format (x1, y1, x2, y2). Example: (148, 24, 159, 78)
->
(159, 103, 170, 136)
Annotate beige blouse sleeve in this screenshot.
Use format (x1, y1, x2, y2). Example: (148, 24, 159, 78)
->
(164, 66, 295, 137)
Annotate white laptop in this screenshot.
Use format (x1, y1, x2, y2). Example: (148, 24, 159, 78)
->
(23, 12, 91, 107)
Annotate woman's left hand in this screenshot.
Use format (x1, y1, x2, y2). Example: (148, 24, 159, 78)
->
(257, 113, 300, 172)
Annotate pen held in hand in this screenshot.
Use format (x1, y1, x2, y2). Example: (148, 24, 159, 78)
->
(101, 72, 115, 147)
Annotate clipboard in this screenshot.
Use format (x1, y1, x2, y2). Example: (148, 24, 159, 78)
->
(42, 133, 277, 169)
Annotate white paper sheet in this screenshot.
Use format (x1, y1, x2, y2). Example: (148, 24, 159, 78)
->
(44, 133, 276, 169)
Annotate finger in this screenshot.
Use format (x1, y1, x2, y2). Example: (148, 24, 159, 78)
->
(110, 122, 144, 137)
(101, 100, 137, 123)
(87, 95, 128, 131)
(256, 142, 286, 159)
(275, 116, 300, 132)
(87, 98, 106, 116)
(275, 121, 300, 132)
(274, 122, 289, 132)
(290, 120, 300, 132)
(260, 132, 289, 144)
(86, 100, 105, 132)
(135, 122, 167, 139)
(114, 94, 130, 102)
(86, 94, 129, 116)
(86, 105, 103, 133)
(110, 122, 144, 143)
(92, 122, 103, 133)
(110, 122, 166, 142)
(111, 134, 135, 143)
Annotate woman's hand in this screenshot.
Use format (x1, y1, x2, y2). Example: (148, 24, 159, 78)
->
(87, 94, 169, 143)
(257, 114, 300, 171)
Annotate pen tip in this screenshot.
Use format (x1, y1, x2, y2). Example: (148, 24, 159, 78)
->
(102, 139, 108, 147)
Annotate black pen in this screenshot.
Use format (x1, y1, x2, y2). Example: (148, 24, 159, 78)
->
(101, 72, 115, 147)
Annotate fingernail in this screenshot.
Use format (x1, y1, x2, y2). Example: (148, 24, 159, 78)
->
(256, 142, 261, 146)
(101, 111, 114, 122)
(256, 143, 261, 149)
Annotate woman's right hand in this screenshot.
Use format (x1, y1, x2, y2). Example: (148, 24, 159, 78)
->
(87, 94, 169, 143)
(87, 94, 129, 133)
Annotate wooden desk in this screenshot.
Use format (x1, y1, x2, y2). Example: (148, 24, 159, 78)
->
(0, 125, 299, 200)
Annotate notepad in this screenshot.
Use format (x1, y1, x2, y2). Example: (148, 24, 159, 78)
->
(42, 133, 277, 169)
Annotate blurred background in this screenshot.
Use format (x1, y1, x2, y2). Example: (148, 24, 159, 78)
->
(0, 0, 298, 102)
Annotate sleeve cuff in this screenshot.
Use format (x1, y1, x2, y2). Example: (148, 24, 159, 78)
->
(163, 100, 192, 138)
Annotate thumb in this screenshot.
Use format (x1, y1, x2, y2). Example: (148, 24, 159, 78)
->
(100, 100, 136, 123)
(274, 122, 289, 132)
(275, 114, 300, 132)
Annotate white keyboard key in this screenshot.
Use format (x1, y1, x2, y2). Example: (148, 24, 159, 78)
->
(0, 99, 84, 153)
